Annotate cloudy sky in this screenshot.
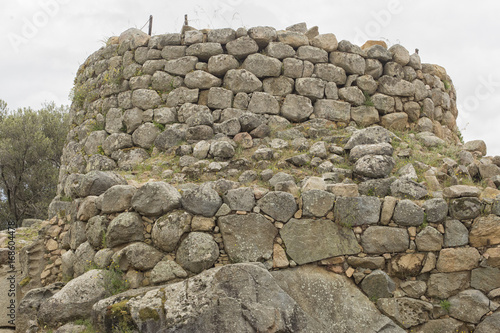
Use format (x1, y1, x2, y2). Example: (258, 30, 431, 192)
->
(1, 0, 499, 155)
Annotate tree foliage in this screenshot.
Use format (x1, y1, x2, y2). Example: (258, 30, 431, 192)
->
(0, 100, 69, 228)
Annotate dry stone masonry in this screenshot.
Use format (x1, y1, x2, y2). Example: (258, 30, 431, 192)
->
(11, 22, 500, 332)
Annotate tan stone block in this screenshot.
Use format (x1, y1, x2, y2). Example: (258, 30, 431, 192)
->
(436, 248, 480, 272)
(273, 244, 289, 269)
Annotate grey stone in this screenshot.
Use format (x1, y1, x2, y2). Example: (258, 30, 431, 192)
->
(471, 267, 500, 293)
(263, 76, 294, 96)
(151, 211, 191, 252)
(416, 132, 445, 147)
(334, 196, 381, 226)
(356, 75, 378, 94)
(207, 28, 236, 44)
(393, 199, 425, 227)
(209, 141, 235, 159)
(113, 148, 149, 170)
(185, 42, 224, 61)
(347, 256, 385, 270)
(37, 270, 107, 326)
(479, 163, 500, 179)
(372, 94, 395, 114)
(223, 69, 262, 93)
(113, 242, 163, 271)
(176, 232, 219, 273)
(55, 323, 87, 333)
(389, 44, 410, 66)
(464, 139, 487, 156)
(449, 197, 481, 220)
(214, 118, 241, 136)
(73, 242, 96, 277)
(311, 33, 338, 52)
(283, 58, 304, 78)
(223, 187, 256, 211)
(413, 318, 470, 333)
(248, 26, 277, 47)
(164, 56, 198, 76)
(400, 280, 427, 298)
(378, 76, 415, 97)
(426, 272, 470, 299)
(376, 297, 432, 329)
(380, 113, 408, 131)
(423, 198, 448, 223)
(84, 130, 108, 155)
(297, 45, 328, 63)
(151, 71, 183, 92)
(354, 155, 395, 179)
(106, 212, 144, 248)
(444, 219, 469, 247)
(349, 143, 393, 162)
(366, 45, 392, 61)
(448, 289, 490, 324)
(131, 122, 160, 149)
(247, 92, 280, 115)
(276, 30, 309, 48)
(330, 51, 366, 75)
(361, 270, 395, 299)
(339, 86, 365, 106)
(351, 106, 380, 127)
(160, 45, 186, 60)
(281, 94, 313, 122)
(365, 59, 384, 79)
(101, 133, 132, 155)
(314, 63, 346, 85)
(219, 213, 278, 263)
(131, 89, 161, 110)
(226, 36, 260, 59)
(207, 87, 233, 109)
(104, 108, 124, 134)
(79, 171, 127, 197)
(358, 178, 396, 198)
(131, 181, 181, 216)
(184, 70, 222, 89)
(257, 191, 297, 222)
(361, 226, 409, 254)
(207, 54, 239, 77)
(181, 184, 223, 217)
(302, 189, 335, 217)
(475, 312, 500, 333)
(415, 226, 443, 251)
(295, 78, 326, 100)
(151, 260, 188, 284)
(390, 178, 428, 199)
(383, 61, 404, 79)
(122, 108, 143, 133)
(265, 42, 295, 59)
(344, 126, 395, 150)
(94, 248, 113, 269)
(154, 107, 177, 124)
(69, 221, 87, 250)
(269, 172, 295, 187)
(85, 215, 108, 249)
(242, 53, 281, 78)
(313, 99, 350, 122)
(281, 218, 360, 265)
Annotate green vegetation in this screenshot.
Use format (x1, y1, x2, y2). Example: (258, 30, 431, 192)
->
(363, 92, 374, 106)
(102, 262, 130, 296)
(440, 299, 451, 312)
(74, 319, 98, 333)
(0, 100, 69, 229)
(442, 80, 451, 91)
(153, 120, 165, 132)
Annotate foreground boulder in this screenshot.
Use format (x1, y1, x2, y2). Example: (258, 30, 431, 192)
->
(91, 263, 403, 333)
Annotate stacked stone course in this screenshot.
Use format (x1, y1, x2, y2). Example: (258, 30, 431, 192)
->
(21, 23, 500, 332)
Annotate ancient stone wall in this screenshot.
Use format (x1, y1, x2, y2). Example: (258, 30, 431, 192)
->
(31, 23, 500, 332)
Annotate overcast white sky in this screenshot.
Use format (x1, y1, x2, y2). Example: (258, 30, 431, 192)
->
(1, 0, 499, 155)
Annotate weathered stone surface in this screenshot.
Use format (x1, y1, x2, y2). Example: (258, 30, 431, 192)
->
(391, 253, 425, 278)
(311, 33, 338, 52)
(390, 178, 428, 199)
(415, 226, 443, 251)
(265, 42, 295, 59)
(281, 218, 360, 265)
(393, 199, 424, 227)
(295, 78, 325, 100)
(37, 270, 107, 326)
(423, 198, 448, 223)
(313, 99, 350, 122)
(380, 112, 408, 131)
(69, 221, 87, 250)
(79, 171, 127, 197)
(344, 126, 395, 150)
(181, 184, 222, 217)
(361, 226, 409, 254)
(347, 256, 385, 270)
(470, 214, 500, 247)
(85, 215, 108, 249)
(444, 219, 469, 247)
(475, 312, 500, 333)
(302, 189, 335, 218)
(471, 267, 500, 293)
(376, 297, 432, 329)
(176, 232, 219, 273)
(257, 191, 297, 222)
(207, 54, 239, 77)
(248, 26, 277, 47)
(73, 241, 96, 277)
(223, 187, 256, 211)
(151, 260, 187, 284)
(277, 30, 309, 48)
(262, 76, 294, 96)
(247, 91, 280, 115)
(330, 51, 366, 75)
(443, 185, 481, 198)
(448, 289, 490, 324)
(223, 69, 263, 93)
(349, 143, 393, 162)
(226, 36, 260, 58)
(131, 182, 181, 216)
(449, 197, 481, 220)
(378, 76, 415, 96)
(131, 89, 161, 109)
(314, 63, 346, 85)
(113, 242, 163, 271)
(151, 211, 191, 252)
(100, 185, 136, 214)
(413, 318, 470, 333)
(426, 272, 470, 299)
(297, 45, 328, 63)
(400, 280, 426, 298)
(281, 94, 314, 122)
(351, 106, 380, 127)
(464, 139, 487, 156)
(361, 270, 395, 299)
(132, 122, 160, 149)
(354, 155, 395, 179)
(436, 247, 480, 272)
(334, 196, 381, 226)
(219, 213, 278, 263)
(106, 212, 144, 248)
(242, 53, 282, 78)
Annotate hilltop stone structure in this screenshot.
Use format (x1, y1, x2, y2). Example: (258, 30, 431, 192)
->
(7, 22, 500, 332)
